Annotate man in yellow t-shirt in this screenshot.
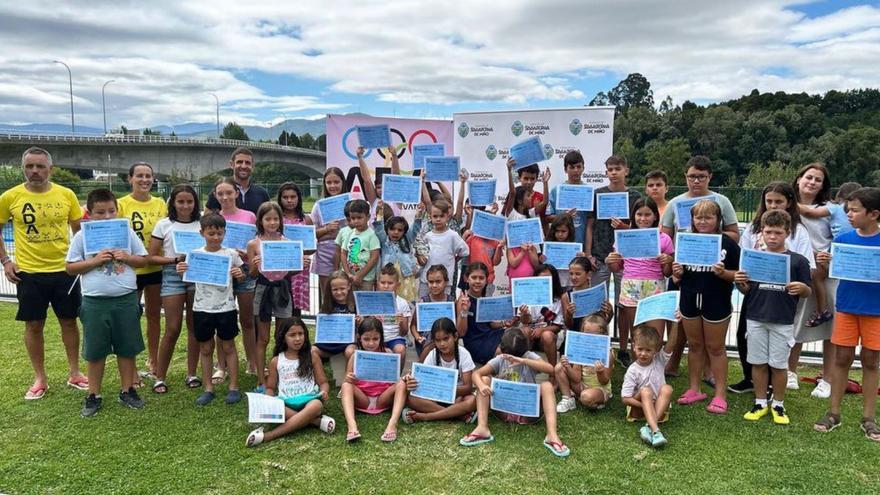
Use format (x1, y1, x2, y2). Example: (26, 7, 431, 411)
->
(0, 147, 87, 400)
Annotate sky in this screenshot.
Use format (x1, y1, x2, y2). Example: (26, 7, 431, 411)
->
(0, 0, 878, 130)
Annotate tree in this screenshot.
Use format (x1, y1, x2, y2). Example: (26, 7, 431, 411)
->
(288, 132, 302, 148)
(591, 73, 655, 113)
(643, 138, 691, 186)
(221, 122, 250, 141)
(315, 134, 326, 151)
(742, 161, 799, 188)
(120, 125, 129, 135)
(278, 130, 290, 146)
(300, 132, 316, 149)
(143, 128, 161, 136)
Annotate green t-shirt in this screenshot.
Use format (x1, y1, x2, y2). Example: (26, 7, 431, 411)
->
(336, 227, 380, 281)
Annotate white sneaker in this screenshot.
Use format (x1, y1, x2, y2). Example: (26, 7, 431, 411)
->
(811, 379, 831, 399)
(786, 371, 800, 390)
(556, 396, 577, 413)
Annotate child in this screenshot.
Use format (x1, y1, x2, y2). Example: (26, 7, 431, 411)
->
(561, 256, 614, 335)
(459, 328, 570, 458)
(546, 150, 590, 245)
(606, 197, 674, 362)
(503, 166, 550, 221)
(506, 192, 541, 281)
(419, 199, 469, 298)
(372, 203, 419, 302)
(175, 214, 245, 406)
(644, 170, 669, 217)
(555, 315, 614, 413)
(117, 162, 166, 384)
(148, 185, 201, 394)
(337, 199, 380, 291)
(374, 264, 412, 371)
(311, 167, 349, 306)
(341, 317, 408, 442)
(733, 181, 815, 395)
(461, 205, 505, 297)
(504, 161, 549, 228)
(412, 264, 456, 360)
(356, 145, 402, 221)
(814, 187, 880, 441)
(621, 324, 678, 447)
(312, 271, 357, 393)
(799, 181, 862, 328)
(456, 262, 510, 366)
(671, 200, 740, 414)
(735, 210, 812, 425)
(277, 182, 313, 317)
(247, 201, 310, 392)
(246, 318, 335, 447)
(211, 177, 257, 383)
(66, 188, 148, 417)
(400, 317, 477, 423)
(519, 263, 566, 370)
(546, 215, 579, 287)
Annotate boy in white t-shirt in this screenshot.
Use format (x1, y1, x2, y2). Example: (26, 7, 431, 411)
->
(176, 213, 245, 406)
(419, 199, 469, 299)
(66, 188, 148, 417)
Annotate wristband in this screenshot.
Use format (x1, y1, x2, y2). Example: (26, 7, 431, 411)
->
(1, 256, 10, 265)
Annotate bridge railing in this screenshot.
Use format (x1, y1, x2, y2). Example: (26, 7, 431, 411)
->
(0, 132, 325, 156)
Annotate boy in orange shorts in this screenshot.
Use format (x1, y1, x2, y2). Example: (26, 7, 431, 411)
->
(813, 187, 880, 441)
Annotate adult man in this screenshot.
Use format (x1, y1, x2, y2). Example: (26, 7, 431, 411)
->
(0, 147, 87, 399)
(205, 147, 270, 215)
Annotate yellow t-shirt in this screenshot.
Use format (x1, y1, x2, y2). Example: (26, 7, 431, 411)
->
(0, 183, 83, 273)
(117, 194, 167, 275)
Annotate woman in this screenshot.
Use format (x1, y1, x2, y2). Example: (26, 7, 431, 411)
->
(790, 163, 837, 399)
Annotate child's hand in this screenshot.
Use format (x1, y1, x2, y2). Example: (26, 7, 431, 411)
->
(610, 218, 628, 229)
(231, 266, 244, 281)
(459, 168, 468, 183)
(501, 354, 525, 366)
(539, 254, 547, 263)
(395, 313, 406, 326)
(176, 262, 188, 275)
(404, 374, 419, 391)
(326, 221, 340, 235)
(734, 270, 750, 285)
(386, 145, 396, 156)
(356, 146, 365, 157)
(320, 389, 329, 401)
(415, 334, 425, 345)
(518, 304, 531, 321)
(526, 242, 538, 254)
(302, 256, 311, 272)
(600, 301, 614, 318)
(416, 202, 425, 216)
(462, 229, 473, 241)
(351, 273, 363, 285)
(251, 255, 261, 270)
(657, 253, 672, 265)
(464, 204, 473, 218)
(416, 255, 428, 266)
(476, 380, 492, 397)
(543, 167, 551, 183)
(787, 281, 810, 296)
(565, 208, 577, 218)
(594, 361, 606, 373)
(559, 355, 570, 367)
(489, 202, 499, 214)
(456, 291, 470, 315)
(606, 252, 623, 265)
(93, 250, 114, 266)
(815, 251, 831, 267)
(506, 158, 516, 171)
(562, 297, 574, 317)
(671, 262, 684, 277)
(345, 372, 357, 384)
(355, 315, 363, 326)
(110, 249, 129, 264)
(711, 262, 725, 277)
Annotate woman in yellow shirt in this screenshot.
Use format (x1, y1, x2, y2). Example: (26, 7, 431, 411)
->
(117, 162, 167, 384)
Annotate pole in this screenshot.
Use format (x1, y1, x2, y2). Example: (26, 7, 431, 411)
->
(53, 60, 75, 134)
(102, 80, 115, 135)
(208, 92, 220, 138)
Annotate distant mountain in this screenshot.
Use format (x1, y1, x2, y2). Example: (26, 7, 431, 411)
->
(0, 123, 104, 135)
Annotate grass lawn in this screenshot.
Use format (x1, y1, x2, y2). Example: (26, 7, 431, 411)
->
(0, 302, 878, 494)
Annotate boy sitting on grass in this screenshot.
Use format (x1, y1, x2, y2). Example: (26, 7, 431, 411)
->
(66, 188, 148, 417)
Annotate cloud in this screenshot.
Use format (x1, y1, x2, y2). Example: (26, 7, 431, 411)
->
(0, 1, 879, 127)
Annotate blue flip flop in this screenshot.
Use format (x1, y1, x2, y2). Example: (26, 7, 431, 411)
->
(543, 439, 571, 458)
(459, 433, 494, 447)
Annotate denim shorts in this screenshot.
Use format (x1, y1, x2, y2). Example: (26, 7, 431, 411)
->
(160, 265, 193, 297)
(233, 271, 256, 295)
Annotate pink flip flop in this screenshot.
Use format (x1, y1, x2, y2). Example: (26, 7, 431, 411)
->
(677, 389, 707, 405)
(24, 383, 48, 400)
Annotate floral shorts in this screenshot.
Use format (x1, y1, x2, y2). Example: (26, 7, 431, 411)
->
(618, 278, 665, 307)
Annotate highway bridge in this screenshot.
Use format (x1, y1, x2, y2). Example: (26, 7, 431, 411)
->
(0, 133, 326, 179)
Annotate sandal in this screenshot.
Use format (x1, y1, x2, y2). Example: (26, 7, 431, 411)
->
(813, 412, 841, 432)
(24, 383, 49, 400)
(152, 380, 168, 394)
(459, 433, 494, 447)
(211, 369, 227, 385)
(318, 415, 336, 434)
(138, 370, 158, 382)
(381, 430, 397, 442)
(401, 407, 416, 425)
(132, 379, 145, 389)
(185, 376, 202, 389)
(806, 310, 833, 327)
(67, 375, 89, 391)
(543, 439, 571, 458)
(346, 430, 361, 443)
(246, 427, 264, 448)
(860, 418, 880, 442)
(677, 389, 707, 405)
(706, 397, 728, 414)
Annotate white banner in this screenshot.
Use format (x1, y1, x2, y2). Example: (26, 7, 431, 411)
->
(453, 107, 615, 293)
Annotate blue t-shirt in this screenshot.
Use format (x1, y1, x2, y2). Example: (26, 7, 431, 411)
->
(834, 230, 880, 316)
(546, 185, 588, 244)
(827, 203, 855, 238)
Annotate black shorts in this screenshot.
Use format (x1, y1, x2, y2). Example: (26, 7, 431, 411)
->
(193, 310, 239, 342)
(136, 270, 163, 290)
(679, 290, 732, 323)
(16, 271, 81, 321)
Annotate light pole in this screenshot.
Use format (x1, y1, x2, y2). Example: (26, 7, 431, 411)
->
(208, 92, 220, 138)
(102, 80, 115, 135)
(53, 60, 75, 134)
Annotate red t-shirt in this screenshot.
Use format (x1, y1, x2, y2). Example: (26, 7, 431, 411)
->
(466, 235, 500, 283)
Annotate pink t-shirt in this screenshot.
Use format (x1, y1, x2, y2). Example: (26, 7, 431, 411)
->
(221, 209, 257, 225)
(506, 246, 536, 280)
(618, 232, 674, 280)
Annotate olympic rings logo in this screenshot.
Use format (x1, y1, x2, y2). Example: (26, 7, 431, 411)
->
(340, 127, 439, 161)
